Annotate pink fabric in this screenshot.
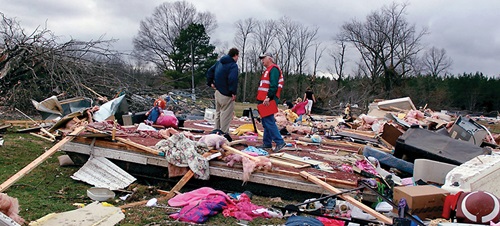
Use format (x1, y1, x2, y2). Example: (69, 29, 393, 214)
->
(168, 187, 234, 207)
(292, 101, 307, 115)
(156, 115, 178, 128)
(169, 193, 228, 223)
(222, 193, 271, 221)
(317, 216, 345, 226)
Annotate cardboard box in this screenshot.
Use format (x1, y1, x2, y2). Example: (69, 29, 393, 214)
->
(392, 185, 449, 219)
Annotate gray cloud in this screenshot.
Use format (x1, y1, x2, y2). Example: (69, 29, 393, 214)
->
(1, 0, 499, 76)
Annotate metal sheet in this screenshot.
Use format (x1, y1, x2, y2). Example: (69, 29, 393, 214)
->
(71, 156, 136, 190)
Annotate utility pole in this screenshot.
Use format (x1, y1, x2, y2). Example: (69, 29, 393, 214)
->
(190, 41, 196, 101)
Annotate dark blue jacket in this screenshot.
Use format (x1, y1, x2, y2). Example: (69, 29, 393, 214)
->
(206, 55, 238, 97)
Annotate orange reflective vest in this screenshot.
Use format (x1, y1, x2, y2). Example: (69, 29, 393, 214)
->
(256, 64, 284, 101)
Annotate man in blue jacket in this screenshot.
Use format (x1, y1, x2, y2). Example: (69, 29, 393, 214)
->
(206, 48, 239, 134)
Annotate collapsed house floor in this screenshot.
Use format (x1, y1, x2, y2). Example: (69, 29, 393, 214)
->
(1, 95, 500, 225)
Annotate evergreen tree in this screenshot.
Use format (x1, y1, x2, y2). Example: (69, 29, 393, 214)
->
(167, 23, 217, 88)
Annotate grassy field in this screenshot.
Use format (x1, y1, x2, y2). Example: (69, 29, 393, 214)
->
(233, 102, 287, 117)
(0, 129, 294, 225)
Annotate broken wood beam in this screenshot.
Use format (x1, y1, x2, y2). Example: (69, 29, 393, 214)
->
(115, 137, 164, 156)
(85, 127, 164, 156)
(40, 127, 56, 140)
(339, 128, 377, 138)
(222, 144, 259, 161)
(228, 139, 247, 146)
(120, 170, 195, 209)
(300, 171, 392, 225)
(274, 169, 357, 188)
(0, 126, 85, 192)
(29, 132, 55, 142)
(0, 123, 11, 131)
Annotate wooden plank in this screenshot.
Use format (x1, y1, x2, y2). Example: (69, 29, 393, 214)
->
(0, 126, 85, 192)
(0, 124, 11, 130)
(300, 171, 392, 224)
(339, 128, 377, 138)
(208, 165, 327, 193)
(273, 169, 357, 188)
(29, 132, 55, 142)
(270, 153, 325, 166)
(115, 137, 164, 156)
(85, 127, 164, 156)
(119, 170, 195, 209)
(222, 144, 259, 161)
(178, 127, 205, 133)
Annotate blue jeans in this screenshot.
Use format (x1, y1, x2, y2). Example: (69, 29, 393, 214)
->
(261, 114, 284, 147)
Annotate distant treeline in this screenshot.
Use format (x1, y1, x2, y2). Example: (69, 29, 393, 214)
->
(235, 72, 500, 116)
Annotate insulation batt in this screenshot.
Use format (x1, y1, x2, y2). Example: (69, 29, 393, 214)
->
(0, 193, 25, 225)
(197, 134, 228, 150)
(224, 154, 271, 184)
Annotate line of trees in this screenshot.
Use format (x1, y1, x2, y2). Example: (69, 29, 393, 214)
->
(0, 1, 498, 115)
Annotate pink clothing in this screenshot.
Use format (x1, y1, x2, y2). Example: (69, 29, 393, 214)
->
(168, 187, 234, 207)
(223, 193, 272, 221)
(292, 101, 307, 116)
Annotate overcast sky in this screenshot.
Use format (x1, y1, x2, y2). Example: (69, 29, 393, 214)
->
(2, 0, 500, 77)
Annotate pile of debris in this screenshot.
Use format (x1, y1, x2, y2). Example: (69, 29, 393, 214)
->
(1, 94, 500, 225)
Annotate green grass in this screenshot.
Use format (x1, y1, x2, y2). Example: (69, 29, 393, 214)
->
(0, 132, 91, 221)
(0, 130, 295, 225)
(234, 102, 287, 117)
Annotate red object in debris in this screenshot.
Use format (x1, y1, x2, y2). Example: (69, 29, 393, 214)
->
(154, 98, 167, 109)
(456, 191, 500, 224)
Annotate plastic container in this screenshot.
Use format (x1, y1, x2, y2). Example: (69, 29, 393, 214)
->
(87, 187, 115, 201)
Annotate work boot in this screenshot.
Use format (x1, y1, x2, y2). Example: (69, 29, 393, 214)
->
(255, 144, 272, 149)
(273, 142, 286, 152)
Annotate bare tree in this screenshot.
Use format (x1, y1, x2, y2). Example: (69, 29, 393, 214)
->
(132, 1, 217, 72)
(0, 12, 127, 112)
(234, 18, 256, 102)
(293, 24, 318, 75)
(328, 39, 347, 83)
(275, 16, 299, 75)
(339, 2, 427, 95)
(312, 42, 325, 77)
(422, 46, 453, 77)
(253, 19, 277, 54)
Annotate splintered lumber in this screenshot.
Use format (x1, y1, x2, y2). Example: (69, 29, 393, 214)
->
(120, 170, 195, 209)
(29, 132, 55, 142)
(85, 127, 164, 156)
(114, 137, 164, 156)
(300, 171, 392, 224)
(0, 123, 11, 130)
(273, 169, 357, 187)
(339, 128, 377, 138)
(270, 153, 326, 166)
(222, 144, 259, 161)
(0, 126, 85, 192)
(228, 139, 247, 146)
